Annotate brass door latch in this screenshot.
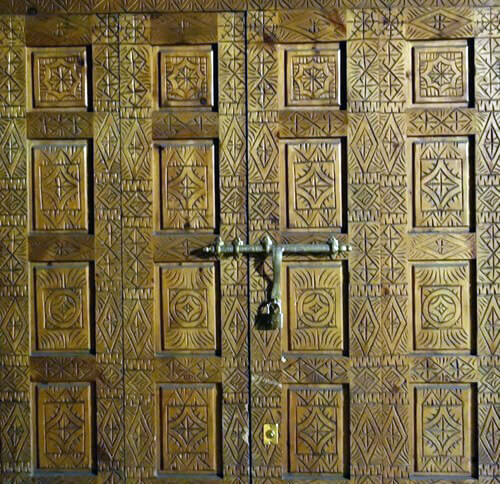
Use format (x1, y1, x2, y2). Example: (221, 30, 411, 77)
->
(203, 235, 351, 329)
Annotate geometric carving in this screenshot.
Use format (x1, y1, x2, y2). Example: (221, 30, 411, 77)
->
(287, 385, 344, 475)
(283, 44, 340, 108)
(282, 139, 342, 230)
(411, 356, 477, 384)
(29, 47, 88, 110)
(406, 109, 475, 136)
(476, 37, 500, 111)
(348, 41, 378, 110)
(158, 384, 219, 475)
(414, 384, 473, 476)
(158, 46, 213, 109)
(30, 140, 89, 232)
(155, 263, 217, 353)
(408, 234, 475, 260)
(412, 137, 470, 230)
(0, 118, 25, 179)
(93, 44, 120, 112)
(285, 263, 343, 353)
(405, 8, 475, 40)
(412, 262, 471, 352)
(248, 43, 278, 112)
(0, 47, 24, 113)
(31, 263, 91, 352)
(412, 40, 469, 106)
(120, 45, 151, 113)
(33, 382, 93, 471)
(27, 112, 93, 139)
(155, 140, 215, 231)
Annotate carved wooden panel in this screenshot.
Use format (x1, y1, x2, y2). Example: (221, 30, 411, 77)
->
(29, 140, 89, 232)
(413, 384, 475, 476)
(28, 47, 88, 111)
(155, 263, 217, 353)
(285, 385, 345, 476)
(411, 40, 469, 106)
(281, 44, 341, 108)
(154, 140, 215, 231)
(157, 384, 220, 476)
(412, 262, 472, 352)
(283, 262, 344, 353)
(30, 262, 92, 353)
(157, 45, 213, 109)
(32, 382, 94, 472)
(248, 15, 353, 481)
(412, 137, 471, 230)
(281, 139, 343, 230)
(246, 7, 496, 483)
(0, 12, 127, 482)
(126, 12, 247, 481)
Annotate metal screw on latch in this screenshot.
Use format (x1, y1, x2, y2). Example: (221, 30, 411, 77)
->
(263, 423, 279, 445)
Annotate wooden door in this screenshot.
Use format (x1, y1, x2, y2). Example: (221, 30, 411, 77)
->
(0, 11, 250, 481)
(0, 4, 498, 483)
(147, 12, 249, 481)
(0, 14, 125, 480)
(246, 7, 499, 483)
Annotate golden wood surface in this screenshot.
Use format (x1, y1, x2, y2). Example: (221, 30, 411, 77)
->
(0, 5, 498, 483)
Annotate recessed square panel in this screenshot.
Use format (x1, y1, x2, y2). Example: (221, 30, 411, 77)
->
(412, 40, 469, 106)
(412, 262, 471, 352)
(284, 44, 340, 108)
(285, 263, 344, 353)
(155, 263, 217, 353)
(158, 384, 220, 475)
(158, 45, 213, 109)
(413, 137, 470, 230)
(30, 140, 89, 232)
(33, 382, 94, 471)
(283, 139, 342, 230)
(414, 384, 473, 476)
(29, 47, 88, 110)
(155, 140, 215, 231)
(31, 262, 92, 353)
(287, 385, 345, 475)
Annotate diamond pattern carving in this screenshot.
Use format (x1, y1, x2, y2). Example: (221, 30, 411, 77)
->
(155, 140, 215, 231)
(283, 139, 342, 230)
(30, 140, 89, 232)
(285, 263, 343, 353)
(414, 385, 473, 475)
(287, 386, 344, 475)
(159, 384, 219, 475)
(413, 137, 470, 230)
(33, 382, 93, 471)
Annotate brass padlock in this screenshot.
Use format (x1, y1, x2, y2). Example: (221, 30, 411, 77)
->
(255, 301, 281, 330)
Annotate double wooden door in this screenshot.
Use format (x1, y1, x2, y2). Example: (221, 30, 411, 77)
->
(0, 5, 498, 482)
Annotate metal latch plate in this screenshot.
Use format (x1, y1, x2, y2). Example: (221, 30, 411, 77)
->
(263, 423, 279, 445)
